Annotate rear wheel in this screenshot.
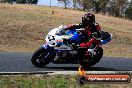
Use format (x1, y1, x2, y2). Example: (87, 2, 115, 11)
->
(79, 48, 103, 69)
(31, 47, 55, 67)
(93, 47, 103, 63)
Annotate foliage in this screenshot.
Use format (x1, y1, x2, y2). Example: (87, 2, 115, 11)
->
(1, 0, 14, 3)
(16, 0, 26, 4)
(58, 0, 71, 9)
(125, 1, 132, 20)
(73, 0, 130, 19)
(109, 0, 128, 17)
(27, 0, 38, 4)
(97, 0, 109, 14)
(77, 0, 90, 11)
(73, 0, 77, 10)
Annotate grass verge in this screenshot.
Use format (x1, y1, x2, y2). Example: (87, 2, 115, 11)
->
(0, 75, 132, 88)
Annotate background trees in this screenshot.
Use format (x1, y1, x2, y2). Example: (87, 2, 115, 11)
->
(59, 0, 131, 20)
(58, 0, 71, 9)
(109, 0, 128, 17)
(125, 1, 132, 20)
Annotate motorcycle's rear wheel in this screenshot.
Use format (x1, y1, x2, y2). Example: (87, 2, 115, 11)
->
(79, 47, 103, 69)
(31, 47, 55, 67)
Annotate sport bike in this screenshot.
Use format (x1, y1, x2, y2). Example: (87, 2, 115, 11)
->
(31, 25, 112, 68)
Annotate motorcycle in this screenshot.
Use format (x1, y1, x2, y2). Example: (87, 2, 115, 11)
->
(31, 25, 112, 68)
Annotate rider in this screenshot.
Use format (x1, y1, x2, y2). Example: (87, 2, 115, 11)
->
(65, 13, 102, 49)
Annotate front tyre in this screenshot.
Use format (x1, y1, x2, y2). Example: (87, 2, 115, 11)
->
(31, 47, 55, 67)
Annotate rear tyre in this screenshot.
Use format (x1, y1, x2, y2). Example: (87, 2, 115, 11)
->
(79, 48, 103, 69)
(31, 47, 55, 67)
(93, 47, 103, 63)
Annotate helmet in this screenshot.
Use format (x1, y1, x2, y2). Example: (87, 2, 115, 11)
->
(82, 13, 95, 25)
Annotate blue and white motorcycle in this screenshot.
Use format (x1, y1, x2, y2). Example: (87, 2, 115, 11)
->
(31, 25, 112, 68)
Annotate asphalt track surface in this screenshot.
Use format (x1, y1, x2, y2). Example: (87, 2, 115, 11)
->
(0, 52, 132, 72)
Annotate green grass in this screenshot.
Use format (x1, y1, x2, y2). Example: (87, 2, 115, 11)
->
(0, 75, 131, 88)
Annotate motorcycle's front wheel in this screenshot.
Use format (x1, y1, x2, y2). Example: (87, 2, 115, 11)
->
(31, 47, 55, 67)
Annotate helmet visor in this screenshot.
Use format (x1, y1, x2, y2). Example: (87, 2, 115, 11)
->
(82, 17, 91, 24)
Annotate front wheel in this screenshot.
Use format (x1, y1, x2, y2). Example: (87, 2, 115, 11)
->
(31, 47, 55, 67)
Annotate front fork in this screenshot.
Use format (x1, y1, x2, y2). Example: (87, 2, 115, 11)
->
(41, 44, 56, 55)
(41, 43, 54, 50)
